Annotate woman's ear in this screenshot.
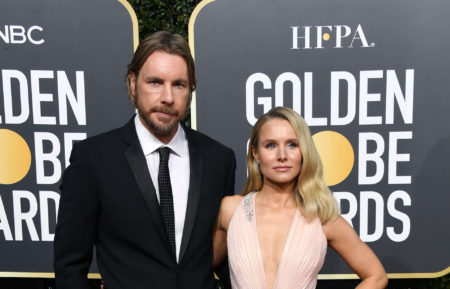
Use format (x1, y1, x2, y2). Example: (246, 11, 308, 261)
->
(252, 145, 258, 161)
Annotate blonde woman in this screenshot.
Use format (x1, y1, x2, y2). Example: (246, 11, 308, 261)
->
(213, 107, 387, 289)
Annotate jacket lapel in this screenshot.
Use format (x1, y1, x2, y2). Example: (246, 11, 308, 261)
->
(122, 118, 172, 253)
(179, 129, 203, 262)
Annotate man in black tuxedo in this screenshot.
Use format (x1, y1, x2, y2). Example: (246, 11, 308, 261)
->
(54, 31, 236, 289)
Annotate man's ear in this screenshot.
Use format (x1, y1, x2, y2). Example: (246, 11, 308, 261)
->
(129, 72, 136, 96)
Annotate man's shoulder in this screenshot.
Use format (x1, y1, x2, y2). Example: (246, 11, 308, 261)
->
(75, 119, 133, 151)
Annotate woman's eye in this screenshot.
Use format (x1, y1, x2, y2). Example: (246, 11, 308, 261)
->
(265, 143, 275, 149)
(288, 142, 298, 148)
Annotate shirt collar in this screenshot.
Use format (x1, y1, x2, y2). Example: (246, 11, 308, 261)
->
(134, 114, 188, 157)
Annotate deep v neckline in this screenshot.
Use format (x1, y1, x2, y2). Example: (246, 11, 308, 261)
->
(252, 192, 299, 289)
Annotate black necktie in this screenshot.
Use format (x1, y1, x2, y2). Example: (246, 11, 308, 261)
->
(158, 147, 176, 258)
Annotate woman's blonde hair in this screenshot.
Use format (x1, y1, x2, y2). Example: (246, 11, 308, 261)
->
(242, 106, 339, 223)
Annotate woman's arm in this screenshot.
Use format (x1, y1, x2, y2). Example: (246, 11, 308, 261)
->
(212, 214, 227, 268)
(212, 195, 243, 268)
(323, 216, 388, 289)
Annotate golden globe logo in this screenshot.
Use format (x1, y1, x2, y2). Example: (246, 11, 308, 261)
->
(0, 69, 87, 185)
(0, 129, 32, 184)
(0, 69, 86, 241)
(290, 24, 374, 49)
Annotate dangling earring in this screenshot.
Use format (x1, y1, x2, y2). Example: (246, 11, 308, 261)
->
(254, 160, 260, 172)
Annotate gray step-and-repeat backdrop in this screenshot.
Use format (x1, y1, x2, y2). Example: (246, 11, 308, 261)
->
(0, 0, 136, 277)
(191, 0, 450, 278)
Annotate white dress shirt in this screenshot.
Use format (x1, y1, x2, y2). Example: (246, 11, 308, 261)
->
(134, 115, 190, 262)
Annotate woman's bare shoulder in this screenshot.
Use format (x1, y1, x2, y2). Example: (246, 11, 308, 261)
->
(221, 195, 244, 214)
(322, 216, 357, 242)
(219, 195, 245, 230)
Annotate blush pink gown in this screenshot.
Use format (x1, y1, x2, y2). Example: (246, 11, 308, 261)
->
(227, 192, 327, 289)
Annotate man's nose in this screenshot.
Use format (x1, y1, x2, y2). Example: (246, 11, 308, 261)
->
(161, 83, 174, 104)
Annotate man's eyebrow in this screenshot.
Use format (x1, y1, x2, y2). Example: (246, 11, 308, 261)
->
(173, 79, 188, 84)
(143, 76, 163, 82)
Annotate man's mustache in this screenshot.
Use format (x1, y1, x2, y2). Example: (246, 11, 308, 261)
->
(150, 105, 178, 117)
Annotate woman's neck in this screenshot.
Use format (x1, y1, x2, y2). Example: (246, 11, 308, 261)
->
(258, 183, 297, 209)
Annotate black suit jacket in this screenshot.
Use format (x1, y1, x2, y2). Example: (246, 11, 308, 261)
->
(54, 117, 236, 289)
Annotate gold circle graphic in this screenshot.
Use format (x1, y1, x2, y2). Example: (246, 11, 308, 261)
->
(323, 33, 330, 41)
(312, 130, 354, 186)
(0, 129, 32, 185)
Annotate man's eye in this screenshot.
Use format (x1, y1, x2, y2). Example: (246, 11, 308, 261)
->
(174, 82, 186, 88)
(147, 80, 161, 86)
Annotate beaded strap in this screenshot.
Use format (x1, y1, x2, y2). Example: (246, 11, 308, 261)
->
(243, 193, 254, 222)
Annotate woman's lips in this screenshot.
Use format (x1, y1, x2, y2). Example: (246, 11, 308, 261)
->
(273, 166, 291, 172)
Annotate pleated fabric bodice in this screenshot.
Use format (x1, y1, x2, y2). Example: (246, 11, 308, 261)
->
(227, 192, 327, 289)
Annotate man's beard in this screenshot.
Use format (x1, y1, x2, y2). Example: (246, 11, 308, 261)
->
(137, 104, 183, 137)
